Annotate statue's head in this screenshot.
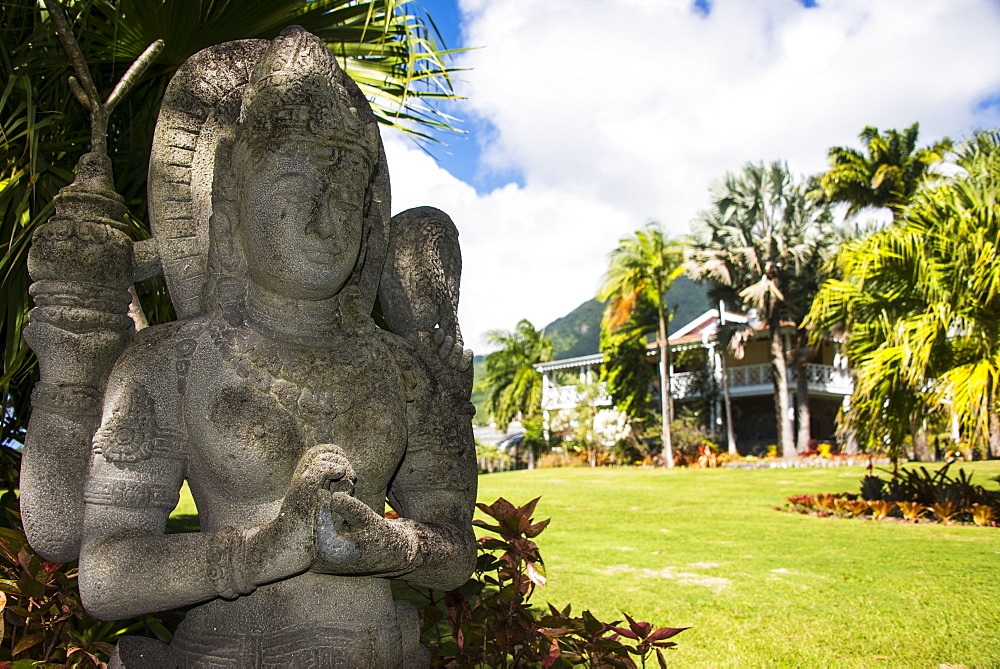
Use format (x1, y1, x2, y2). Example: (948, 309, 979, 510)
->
(208, 26, 386, 324)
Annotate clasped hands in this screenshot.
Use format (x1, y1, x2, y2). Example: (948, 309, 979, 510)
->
(266, 444, 420, 579)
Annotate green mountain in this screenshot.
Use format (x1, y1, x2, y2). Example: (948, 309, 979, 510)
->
(542, 276, 712, 359)
(541, 299, 605, 360)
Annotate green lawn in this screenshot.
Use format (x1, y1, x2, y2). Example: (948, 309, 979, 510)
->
(170, 463, 1000, 667)
(476, 463, 1000, 668)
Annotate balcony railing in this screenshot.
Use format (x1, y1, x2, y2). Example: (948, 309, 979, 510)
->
(673, 363, 852, 398)
(540, 384, 613, 411)
(541, 363, 851, 410)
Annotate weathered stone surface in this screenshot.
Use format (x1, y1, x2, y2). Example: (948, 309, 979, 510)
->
(22, 26, 476, 668)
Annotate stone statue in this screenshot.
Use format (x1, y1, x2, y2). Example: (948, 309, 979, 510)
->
(21, 24, 477, 667)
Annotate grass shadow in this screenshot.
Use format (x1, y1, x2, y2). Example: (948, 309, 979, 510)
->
(165, 514, 199, 534)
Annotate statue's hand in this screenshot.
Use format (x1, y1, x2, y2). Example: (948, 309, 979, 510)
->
(246, 445, 356, 583)
(432, 326, 473, 373)
(23, 317, 131, 387)
(311, 493, 420, 577)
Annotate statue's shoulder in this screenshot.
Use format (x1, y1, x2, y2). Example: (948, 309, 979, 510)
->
(113, 316, 209, 375)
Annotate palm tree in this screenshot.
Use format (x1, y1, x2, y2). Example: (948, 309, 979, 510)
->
(686, 162, 834, 459)
(1, 0, 459, 448)
(481, 320, 553, 433)
(807, 131, 1000, 459)
(816, 123, 951, 219)
(598, 295, 659, 422)
(597, 223, 684, 468)
(780, 187, 839, 453)
(813, 123, 952, 456)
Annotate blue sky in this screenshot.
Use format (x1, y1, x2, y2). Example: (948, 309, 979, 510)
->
(412, 0, 526, 193)
(383, 0, 1000, 352)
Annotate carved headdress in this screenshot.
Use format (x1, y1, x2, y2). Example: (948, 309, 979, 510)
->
(148, 26, 390, 323)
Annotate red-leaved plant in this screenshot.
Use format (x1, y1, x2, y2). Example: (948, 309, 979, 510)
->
(408, 497, 688, 668)
(0, 491, 171, 668)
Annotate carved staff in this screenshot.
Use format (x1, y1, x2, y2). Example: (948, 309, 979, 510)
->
(20, 1, 163, 562)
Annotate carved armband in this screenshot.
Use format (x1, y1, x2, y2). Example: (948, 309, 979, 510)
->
(206, 527, 256, 600)
(83, 477, 179, 510)
(30, 382, 101, 417)
(92, 387, 155, 462)
(91, 386, 184, 463)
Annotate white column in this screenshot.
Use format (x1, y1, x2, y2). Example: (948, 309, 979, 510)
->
(541, 371, 551, 411)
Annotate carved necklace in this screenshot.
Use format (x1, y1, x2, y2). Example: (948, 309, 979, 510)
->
(208, 297, 378, 430)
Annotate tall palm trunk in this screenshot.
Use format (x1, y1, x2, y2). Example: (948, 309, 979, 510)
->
(794, 329, 813, 453)
(795, 370, 810, 453)
(720, 351, 737, 454)
(909, 413, 932, 461)
(769, 304, 795, 459)
(719, 302, 737, 455)
(658, 305, 674, 468)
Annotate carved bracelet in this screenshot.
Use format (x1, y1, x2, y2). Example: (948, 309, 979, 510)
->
(206, 527, 256, 600)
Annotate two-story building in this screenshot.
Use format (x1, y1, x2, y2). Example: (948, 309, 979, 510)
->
(535, 309, 852, 453)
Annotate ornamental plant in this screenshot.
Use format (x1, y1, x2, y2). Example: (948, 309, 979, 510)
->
(409, 497, 687, 667)
(867, 500, 895, 521)
(929, 502, 961, 525)
(787, 464, 999, 526)
(0, 490, 171, 668)
(971, 503, 998, 527)
(896, 501, 926, 522)
(841, 500, 869, 517)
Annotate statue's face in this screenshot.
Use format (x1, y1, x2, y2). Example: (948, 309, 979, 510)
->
(237, 143, 367, 300)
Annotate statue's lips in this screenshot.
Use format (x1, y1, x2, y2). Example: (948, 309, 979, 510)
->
(299, 247, 343, 265)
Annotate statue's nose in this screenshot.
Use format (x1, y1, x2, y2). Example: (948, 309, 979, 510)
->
(306, 200, 336, 240)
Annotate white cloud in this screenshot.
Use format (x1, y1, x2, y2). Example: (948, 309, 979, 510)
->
(384, 133, 631, 352)
(385, 0, 1000, 352)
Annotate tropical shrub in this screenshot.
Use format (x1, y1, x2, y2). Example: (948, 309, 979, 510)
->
(867, 500, 895, 520)
(476, 442, 513, 474)
(667, 414, 719, 467)
(896, 501, 926, 522)
(871, 465, 997, 510)
(860, 475, 885, 501)
(929, 502, 961, 525)
(841, 500, 868, 517)
(786, 464, 999, 525)
(0, 491, 170, 667)
(407, 497, 687, 667)
(971, 504, 998, 527)
(537, 451, 588, 468)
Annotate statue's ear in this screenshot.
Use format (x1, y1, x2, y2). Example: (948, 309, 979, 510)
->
(206, 132, 247, 325)
(210, 133, 241, 269)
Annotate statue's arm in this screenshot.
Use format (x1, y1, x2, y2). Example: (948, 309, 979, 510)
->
(308, 343, 476, 590)
(19, 380, 106, 563)
(74, 342, 211, 620)
(80, 446, 349, 620)
(385, 353, 478, 592)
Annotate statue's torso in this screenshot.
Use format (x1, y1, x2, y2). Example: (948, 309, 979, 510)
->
(151, 317, 419, 665)
(180, 319, 409, 528)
